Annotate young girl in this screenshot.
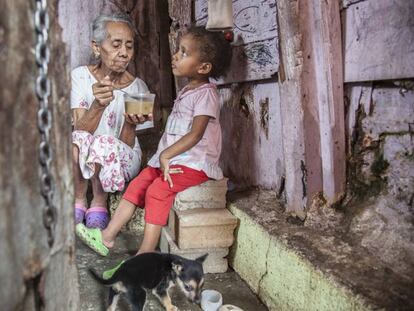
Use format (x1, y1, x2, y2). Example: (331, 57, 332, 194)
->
(76, 26, 233, 258)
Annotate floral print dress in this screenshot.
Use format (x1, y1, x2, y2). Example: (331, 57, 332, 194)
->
(71, 66, 149, 192)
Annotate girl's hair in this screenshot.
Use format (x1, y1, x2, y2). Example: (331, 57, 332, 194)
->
(186, 26, 233, 79)
(92, 13, 135, 44)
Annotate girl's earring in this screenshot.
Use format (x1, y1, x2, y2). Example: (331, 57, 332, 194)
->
(94, 52, 100, 59)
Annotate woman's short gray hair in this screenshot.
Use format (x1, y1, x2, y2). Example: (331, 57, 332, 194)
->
(92, 13, 135, 44)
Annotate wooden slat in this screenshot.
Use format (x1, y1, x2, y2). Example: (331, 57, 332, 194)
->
(130, 0, 174, 134)
(342, 0, 414, 82)
(213, 38, 278, 85)
(1, 0, 79, 309)
(277, 0, 308, 218)
(310, 0, 346, 203)
(195, 0, 279, 84)
(277, 0, 346, 215)
(195, 0, 277, 44)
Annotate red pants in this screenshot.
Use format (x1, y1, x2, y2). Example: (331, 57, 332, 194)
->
(123, 165, 209, 225)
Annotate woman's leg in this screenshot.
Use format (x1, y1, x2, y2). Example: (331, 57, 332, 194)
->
(90, 164, 108, 207)
(73, 145, 88, 205)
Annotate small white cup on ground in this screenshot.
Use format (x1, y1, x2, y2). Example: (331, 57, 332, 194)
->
(201, 289, 223, 311)
(218, 304, 244, 311)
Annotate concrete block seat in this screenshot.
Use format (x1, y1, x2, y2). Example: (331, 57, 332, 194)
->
(160, 227, 229, 273)
(162, 178, 240, 273)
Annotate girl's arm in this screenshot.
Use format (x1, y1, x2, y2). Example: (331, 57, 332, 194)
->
(159, 115, 210, 187)
(160, 115, 210, 160)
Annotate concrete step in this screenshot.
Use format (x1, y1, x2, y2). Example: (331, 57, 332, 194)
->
(227, 190, 414, 311)
(171, 208, 238, 249)
(160, 227, 229, 273)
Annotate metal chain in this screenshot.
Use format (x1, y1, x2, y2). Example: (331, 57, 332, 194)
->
(34, 0, 56, 247)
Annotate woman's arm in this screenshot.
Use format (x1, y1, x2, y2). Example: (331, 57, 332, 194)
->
(73, 102, 106, 132)
(119, 113, 154, 147)
(159, 115, 210, 187)
(73, 76, 114, 133)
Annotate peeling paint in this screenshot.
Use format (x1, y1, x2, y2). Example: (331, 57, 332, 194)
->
(259, 97, 269, 139)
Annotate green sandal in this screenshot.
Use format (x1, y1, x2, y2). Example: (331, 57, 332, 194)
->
(103, 260, 126, 280)
(75, 223, 109, 256)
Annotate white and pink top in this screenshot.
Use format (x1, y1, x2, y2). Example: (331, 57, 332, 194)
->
(71, 66, 149, 192)
(148, 83, 223, 180)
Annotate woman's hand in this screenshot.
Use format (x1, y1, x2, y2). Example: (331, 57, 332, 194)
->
(92, 75, 114, 107)
(123, 113, 153, 125)
(159, 152, 183, 188)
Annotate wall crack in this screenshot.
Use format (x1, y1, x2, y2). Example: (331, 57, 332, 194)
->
(257, 237, 271, 296)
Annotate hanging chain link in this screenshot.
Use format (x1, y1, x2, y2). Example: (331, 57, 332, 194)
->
(35, 0, 56, 247)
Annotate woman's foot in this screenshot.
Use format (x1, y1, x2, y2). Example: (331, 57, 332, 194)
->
(74, 202, 87, 225)
(85, 206, 109, 229)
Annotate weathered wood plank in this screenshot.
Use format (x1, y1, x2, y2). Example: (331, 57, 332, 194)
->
(309, 0, 346, 203)
(1, 0, 79, 309)
(195, 0, 277, 44)
(219, 81, 285, 190)
(277, 0, 308, 218)
(277, 0, 346, 215)
(195, 0, 279, 84)
(342, 0, 414, 82)
(131, 0, 174, 133)
(214, 38, 278, 84)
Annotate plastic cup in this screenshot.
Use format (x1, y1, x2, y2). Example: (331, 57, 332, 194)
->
(201, 289, 223, 311)
(124, 93, 155, 115)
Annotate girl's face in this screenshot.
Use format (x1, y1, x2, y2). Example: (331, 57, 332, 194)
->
(94, 21, 134, 73)
(171, 35, 208, 79)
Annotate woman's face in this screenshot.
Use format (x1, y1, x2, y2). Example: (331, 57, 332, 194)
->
(95, 21, 134, 73)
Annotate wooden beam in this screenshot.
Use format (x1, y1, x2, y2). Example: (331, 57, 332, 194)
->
(308, 0, 346, 203)
(277, 0, 308, 219)
(277, 0, 346, 216)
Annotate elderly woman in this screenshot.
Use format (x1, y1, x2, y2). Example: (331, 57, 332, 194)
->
(72, 13, 151, 229)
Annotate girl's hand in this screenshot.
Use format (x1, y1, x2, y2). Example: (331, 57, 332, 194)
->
(160, 153, 183, 188)
(92, 76, 114, 107)
(124, 113, 153, 125)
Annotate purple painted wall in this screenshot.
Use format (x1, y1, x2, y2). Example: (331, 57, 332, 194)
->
(219, 80, 284, 191)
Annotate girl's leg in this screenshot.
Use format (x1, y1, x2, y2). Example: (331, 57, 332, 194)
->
(101, 199, 137, 248)
(73, 145, 88, 205)
(137, 223, 163, 254)
(139, 165, 209, 254)
(103, 167, 161, 248)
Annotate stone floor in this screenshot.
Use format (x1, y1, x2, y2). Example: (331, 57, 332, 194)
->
(76, 231, 268, 311)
